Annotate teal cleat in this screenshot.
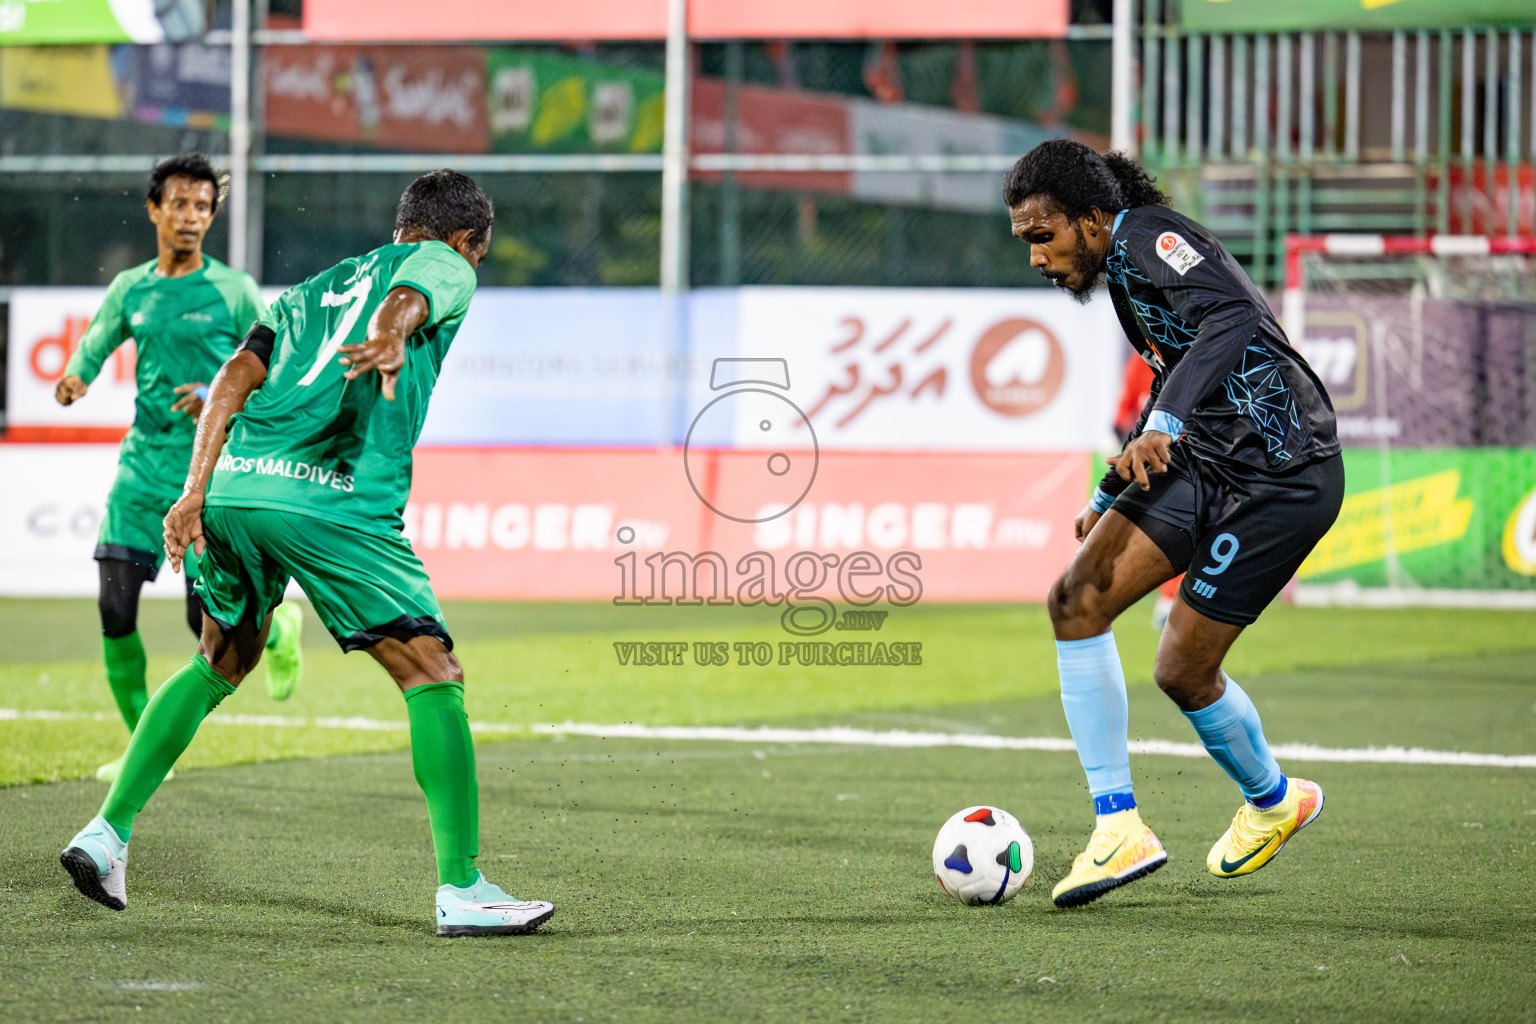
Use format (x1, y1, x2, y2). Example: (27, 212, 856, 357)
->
(60, 815, 129, 911)
(435, 872, 553, 937)
(264, 603, 304, 702)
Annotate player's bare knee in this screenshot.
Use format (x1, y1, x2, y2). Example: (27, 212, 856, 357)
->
(1151, 659, 1190, 703)
(404, 637, 461, 684)
(1048, 571, 1114, 638)
(378, 636, 461, 691)
(1048, 571, 1097, 626)
(198, 615, 261, 687)
(1046, 574, 1074, 625)
(433, 650, 464, 685)
(1153, 651, 1222, 712)
(198, 637, 255, 687)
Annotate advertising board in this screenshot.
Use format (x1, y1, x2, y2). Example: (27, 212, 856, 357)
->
(0, 445, 1087, 604)
(1298, 448, 1536, 593)
(10, 287, 1119, 451)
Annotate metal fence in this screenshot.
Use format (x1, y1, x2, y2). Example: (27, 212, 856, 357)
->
(1137, 0, 1536, 285)
(3, 5, 1534, 292)
(0, 19, 1116, 290)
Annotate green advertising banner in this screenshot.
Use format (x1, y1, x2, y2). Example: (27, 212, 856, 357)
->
(0, 0, 203, 44)
(1298, 448, 1536, 592)
(486, 50, 665, 155)
(1183, 0, 1534, 33)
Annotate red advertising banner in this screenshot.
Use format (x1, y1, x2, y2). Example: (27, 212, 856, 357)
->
(264, 45, 489, 153)
(691, 79, 851, 195)
(0, 443, 1085, 599)
(403, 447, 1086, 602)
(1434, 164, 1536, 238)
(690, 1, 1068, 40)
(303, 0, 1068, 42)
(405, 449, 704, 601)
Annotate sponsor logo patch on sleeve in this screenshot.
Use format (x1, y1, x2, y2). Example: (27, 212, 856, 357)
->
(1154, 231, 1205, 276)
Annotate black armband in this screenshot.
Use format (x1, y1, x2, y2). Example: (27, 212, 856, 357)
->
(236, 323, 277, 368)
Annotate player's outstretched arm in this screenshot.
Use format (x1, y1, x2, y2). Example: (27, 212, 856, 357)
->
(163, 349, 267, 572)
(59, 270, 136, 405)
(55, 375, 89, 406)
(337, 285, 429, 402)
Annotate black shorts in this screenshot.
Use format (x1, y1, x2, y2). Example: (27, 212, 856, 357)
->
(1111, 449, 1345, 626)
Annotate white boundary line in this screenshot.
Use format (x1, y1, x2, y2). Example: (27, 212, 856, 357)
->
(1293, 583, 1536, 610)
(4, 709, 1534, 769)
(533, 722, 1536, 768)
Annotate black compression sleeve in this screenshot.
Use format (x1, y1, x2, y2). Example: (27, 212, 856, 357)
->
(236, 323, 277, 368)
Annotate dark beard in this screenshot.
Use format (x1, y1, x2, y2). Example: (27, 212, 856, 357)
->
(1064, 232, 1104, 304)
(1041, 232, 1106, 305)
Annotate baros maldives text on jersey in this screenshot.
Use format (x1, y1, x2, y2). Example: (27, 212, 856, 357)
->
(206, 240, 475, 529)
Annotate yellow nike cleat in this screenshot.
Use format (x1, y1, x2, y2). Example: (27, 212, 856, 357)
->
(1051, 808, 1168, 908)
(1207, 778, 1324, 879)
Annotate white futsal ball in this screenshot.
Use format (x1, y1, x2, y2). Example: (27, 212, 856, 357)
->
(931, 805, 1034, 905)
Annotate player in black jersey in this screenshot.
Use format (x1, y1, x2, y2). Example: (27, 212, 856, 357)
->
(1004, 140, 1344, 908)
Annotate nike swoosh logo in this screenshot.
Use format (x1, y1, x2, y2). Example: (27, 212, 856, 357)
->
(1220, 834, 1276, 873)
(1093, 837, 1127, 866)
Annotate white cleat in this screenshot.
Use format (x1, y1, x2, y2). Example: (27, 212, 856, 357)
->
(60, 815, 129, 911)
(435, 871, 553, 937)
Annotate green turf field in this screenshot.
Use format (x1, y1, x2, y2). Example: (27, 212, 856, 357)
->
(1, 599, 1533, 1022)
(4, 598, 1536, 786)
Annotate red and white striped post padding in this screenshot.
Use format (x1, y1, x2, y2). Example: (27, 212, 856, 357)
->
(1280, 234, 1536, 340)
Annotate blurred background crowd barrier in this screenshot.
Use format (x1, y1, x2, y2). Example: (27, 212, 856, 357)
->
(0, 0, 1532, 605)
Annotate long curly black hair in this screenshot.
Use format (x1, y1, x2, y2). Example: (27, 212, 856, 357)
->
(1002, 139, 1168, 219)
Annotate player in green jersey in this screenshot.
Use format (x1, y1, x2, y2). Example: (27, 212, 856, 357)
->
(59, 170, 554, 937)
(55, 154, 304, 785)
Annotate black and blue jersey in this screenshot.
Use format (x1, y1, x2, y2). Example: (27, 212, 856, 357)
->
(1094, 205, 1340, 508)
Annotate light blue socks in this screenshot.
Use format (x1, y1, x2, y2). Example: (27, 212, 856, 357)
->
(1057, 632, 1136, 815)
(1059, 638, 1287, 814)
(1183, 674, 1287, 808)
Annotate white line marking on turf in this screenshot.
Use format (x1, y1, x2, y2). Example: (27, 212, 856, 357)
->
(532, 722, 1536, 768)
(3, 709, 1533, 768)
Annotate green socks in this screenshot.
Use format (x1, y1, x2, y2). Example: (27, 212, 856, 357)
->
(94, 663, 480, 885)
(404, 682, 480, 888)
(99, 654, 236, 841)
(102, 632, 149, 733)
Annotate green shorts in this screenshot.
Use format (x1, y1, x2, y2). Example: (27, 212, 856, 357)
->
(96, 486, 202, 582)
(97, 429, 201, 580)
(195, 505, 451, 653)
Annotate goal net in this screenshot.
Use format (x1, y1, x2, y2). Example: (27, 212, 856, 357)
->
(1282, 234, 1536, 609)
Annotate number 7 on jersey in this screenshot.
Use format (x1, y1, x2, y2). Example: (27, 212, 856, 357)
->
(297, 279, 372, 387)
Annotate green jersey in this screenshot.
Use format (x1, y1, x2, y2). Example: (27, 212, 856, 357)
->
(66, 257, 264, 446)
(206, 240, 477, 532)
